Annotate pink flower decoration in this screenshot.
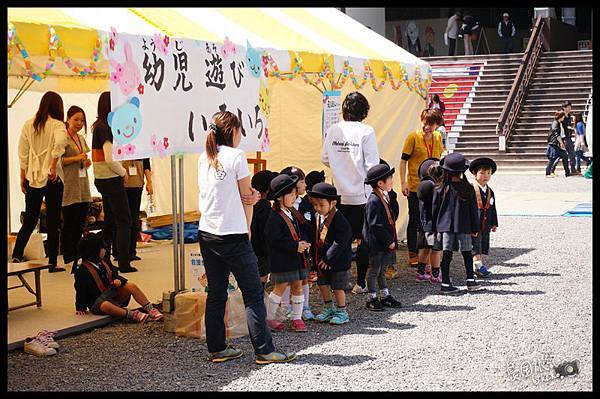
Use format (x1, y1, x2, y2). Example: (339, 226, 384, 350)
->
(163, 137, 169, 149)
(124, 144, 136, 156)
(137, 83, 145, 95)
(109, 38, 115, 52)
(110, 27, 118, 41)
(151, 134, 158, 148)
(114, 144, 125, 159)
(221, 37, 237, 59)
(154, 33, 168, 55)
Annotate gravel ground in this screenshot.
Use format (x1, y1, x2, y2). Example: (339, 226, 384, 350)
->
(7, 176, 592, 391)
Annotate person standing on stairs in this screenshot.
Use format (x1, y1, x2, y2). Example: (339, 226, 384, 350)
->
(445, 11, 462, 56)
(498, 13, 516, 54)
(560, 101, 578, 176)
(546, 111, 570, 177)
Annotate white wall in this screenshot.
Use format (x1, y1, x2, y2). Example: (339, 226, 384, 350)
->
(344, 8, 386, 38)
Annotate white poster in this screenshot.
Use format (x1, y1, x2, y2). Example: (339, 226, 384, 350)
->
(322, 90, 341, 142)
(108, 32, 270, 161)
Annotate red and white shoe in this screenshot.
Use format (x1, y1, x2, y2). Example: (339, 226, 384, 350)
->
(131, 310, 149, 324)
(267, 319, 285, 332)
(147, 308, 164, 321)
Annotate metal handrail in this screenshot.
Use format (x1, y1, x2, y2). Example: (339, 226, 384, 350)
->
(496, 16, 546, 150)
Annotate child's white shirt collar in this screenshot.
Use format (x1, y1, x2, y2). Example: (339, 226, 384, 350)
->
(282, 207, 293, 220)
(293, 196, 301, 210)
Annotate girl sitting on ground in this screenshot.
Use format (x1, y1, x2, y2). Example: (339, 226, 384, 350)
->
(73, 232, 163, 322)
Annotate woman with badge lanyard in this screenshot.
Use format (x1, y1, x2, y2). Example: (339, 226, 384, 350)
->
(399, 109, 444, 268)
(61, 106, 93, 266)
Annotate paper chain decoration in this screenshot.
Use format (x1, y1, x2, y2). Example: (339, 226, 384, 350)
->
(7, 22, 431, 98)
(7, 24, 102, 82)
(262, 51, 432, 99)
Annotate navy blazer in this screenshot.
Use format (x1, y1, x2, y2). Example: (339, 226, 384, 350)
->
(264, 210, 306, 273)
(296, 195, 316, 244)
(250, 199, 272, 259)
(417, 179, 436, 233)
(432, 182, 480, 234)
(74, 260, 128, 311)
(313, 210, 352, 272)
(362, 192, 396, 254)
(476, 185, 499, 232)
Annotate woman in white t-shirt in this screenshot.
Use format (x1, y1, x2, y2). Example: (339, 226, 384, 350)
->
(197, 111, 296, 365)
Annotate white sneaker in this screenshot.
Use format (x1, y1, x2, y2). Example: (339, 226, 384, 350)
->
(352, 283, 368, 294)
(24, 337, 57, 357)
(36, 330, 60, 349)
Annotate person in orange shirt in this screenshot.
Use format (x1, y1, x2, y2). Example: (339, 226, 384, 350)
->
(398, 109, 444, 268)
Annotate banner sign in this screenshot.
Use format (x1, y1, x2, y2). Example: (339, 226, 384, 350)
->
(108, 32, 270, 160)
(322, 90, 341, 143)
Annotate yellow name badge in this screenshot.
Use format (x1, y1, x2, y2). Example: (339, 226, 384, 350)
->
(128, 166, 137, 176)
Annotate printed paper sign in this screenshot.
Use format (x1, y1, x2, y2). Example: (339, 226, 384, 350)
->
(322, 90, 341, 143)
(108, 32, 270, 160)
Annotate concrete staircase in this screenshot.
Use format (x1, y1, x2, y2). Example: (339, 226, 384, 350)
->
(423, 50, 593, 172)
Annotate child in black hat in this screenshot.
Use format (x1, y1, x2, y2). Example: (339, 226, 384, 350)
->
(280, 166, 315, 321)
(379, 159, 400, 280)
(431, 152, 481, 294)
(416, 157, 444, 284)
(469, 157, 499, 278)
(362, 164, 403, 311)
(307, 183, 352, 325)
(251, 170, 277, 288)
(73, 232, 163, 322)
(264, 174, 311, 332)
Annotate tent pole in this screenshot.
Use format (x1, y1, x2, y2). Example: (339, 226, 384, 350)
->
(171, 155, 180, 292)
(178, 154, 185, 291)
(8, 77, 34, 108)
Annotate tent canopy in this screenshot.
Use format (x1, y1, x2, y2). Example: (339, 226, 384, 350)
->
(8, 7, 430, 94)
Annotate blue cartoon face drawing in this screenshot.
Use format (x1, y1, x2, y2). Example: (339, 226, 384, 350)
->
(246, 40, 262, 78)
(108, 97, 142, 145)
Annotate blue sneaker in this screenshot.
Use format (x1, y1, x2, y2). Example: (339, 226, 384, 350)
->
(302, 307, 315, 321)
(329, 309, 349, 325)
(315, 307, 336, 322)
(475, 265, 491, 278)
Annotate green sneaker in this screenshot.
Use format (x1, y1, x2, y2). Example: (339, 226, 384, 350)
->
(315, 306, 336, 322)
(329, 309, 349, 325)
(208, 345, 243, 363)
(255, 350, 298, 365)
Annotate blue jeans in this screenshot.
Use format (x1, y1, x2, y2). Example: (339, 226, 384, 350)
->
(575, 150, 592, 171)
(546, 144, 569, 176)
(198, 232, 275, 355)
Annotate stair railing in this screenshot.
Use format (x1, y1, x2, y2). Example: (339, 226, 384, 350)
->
(496, 16, 548, 151)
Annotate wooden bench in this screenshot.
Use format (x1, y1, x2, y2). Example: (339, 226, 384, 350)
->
(8, 262, 52, 311)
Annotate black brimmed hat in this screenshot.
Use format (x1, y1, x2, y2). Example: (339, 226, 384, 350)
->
(74, 232, 104, 273)
(418, 157, 440, 180)
(307, 182, 340, 202)
(365, 164, 395, 185)
(267, 174, 299, 200)
(469, 157, 497, 175)
(440, 152, 470, 173)
(305, 170, 326, 190)
(251, 170, 277, 193)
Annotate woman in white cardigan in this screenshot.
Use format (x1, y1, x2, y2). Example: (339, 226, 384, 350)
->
(13, 91, 68, 272)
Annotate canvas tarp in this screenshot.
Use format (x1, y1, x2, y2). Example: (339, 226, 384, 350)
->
(8, 8, 428, 238)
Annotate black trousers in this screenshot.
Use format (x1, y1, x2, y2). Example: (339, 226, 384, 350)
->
(407, 191, 420, 254)
(338, 203, 369, 288)
(547, 144, 570, 176)
(61, 202, 90, 263)
(113, 188, 143, 258)
(199, 232, 275, 355)
(448, 38, 456, 56)
(95, 177, 132, 270)
(13, 179, 63, 265)
(563, 136, 577, 174)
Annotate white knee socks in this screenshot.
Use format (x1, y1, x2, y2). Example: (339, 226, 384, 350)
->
(267, 292, 282, 321)
(281, 286, 291, 312)
(291, 295, 304, 321)
(302, 283, 310, 309)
